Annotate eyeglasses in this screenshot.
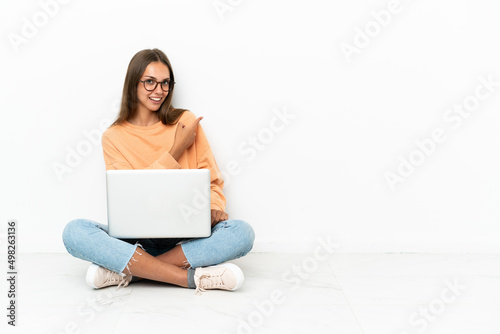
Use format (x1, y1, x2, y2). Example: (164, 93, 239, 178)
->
(139, 79, 175, 92)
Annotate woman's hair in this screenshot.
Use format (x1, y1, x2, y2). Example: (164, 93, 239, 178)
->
(111, 48, 187, 127)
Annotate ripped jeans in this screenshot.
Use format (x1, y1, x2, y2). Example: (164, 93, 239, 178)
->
(62, 218, 255, 274)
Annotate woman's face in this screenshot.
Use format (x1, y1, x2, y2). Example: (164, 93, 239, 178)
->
(136, 61, 171, 113)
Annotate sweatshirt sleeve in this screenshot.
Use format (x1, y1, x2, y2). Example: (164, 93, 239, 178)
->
(102, 131, 181, 170)
(195, 124, 227, 212)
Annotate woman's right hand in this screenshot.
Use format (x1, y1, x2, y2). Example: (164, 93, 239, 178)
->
(169, 116, 203, 161)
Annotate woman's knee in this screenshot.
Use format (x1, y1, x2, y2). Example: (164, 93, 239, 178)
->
(62, 218, 105, 250)
(226, 219, 255, 256)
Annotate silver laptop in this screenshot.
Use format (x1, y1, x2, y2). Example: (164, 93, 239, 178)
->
(106, 169, 211, 238)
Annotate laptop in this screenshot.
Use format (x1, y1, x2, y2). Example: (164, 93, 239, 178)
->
(106, 169, 211, 238)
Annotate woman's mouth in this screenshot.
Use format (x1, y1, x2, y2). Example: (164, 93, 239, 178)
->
(149, 96, 162, 104)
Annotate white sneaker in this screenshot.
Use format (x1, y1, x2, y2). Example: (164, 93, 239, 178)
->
(86, 264, 132, 290)
(194, 263, 244, 294)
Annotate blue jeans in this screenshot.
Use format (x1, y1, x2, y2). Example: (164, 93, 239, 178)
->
(62, 219, 255, 274)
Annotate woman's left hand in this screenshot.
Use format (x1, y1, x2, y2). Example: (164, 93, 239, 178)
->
(211, 209, 229, 227)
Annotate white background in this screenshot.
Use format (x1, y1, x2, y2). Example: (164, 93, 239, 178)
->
(1, 0, 499, 253)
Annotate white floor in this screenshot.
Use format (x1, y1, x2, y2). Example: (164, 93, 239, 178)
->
(4, 252, 500, 334)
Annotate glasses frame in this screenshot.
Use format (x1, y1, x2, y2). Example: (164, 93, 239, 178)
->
(139, 79, 175, 92)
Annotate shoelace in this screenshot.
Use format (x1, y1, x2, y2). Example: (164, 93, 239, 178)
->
(116, 276, 130, 291)
(195, 272, 225, 295)
(104, 270, 131, 291)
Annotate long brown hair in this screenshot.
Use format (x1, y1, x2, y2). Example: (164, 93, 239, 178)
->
(111, 48, 187, 127)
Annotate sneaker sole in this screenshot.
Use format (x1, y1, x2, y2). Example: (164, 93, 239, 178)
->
(219, 263, 245, 290)
(85, 264, 100, 289)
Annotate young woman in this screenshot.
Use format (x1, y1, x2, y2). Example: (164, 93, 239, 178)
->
(62, 49, 255, 293)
